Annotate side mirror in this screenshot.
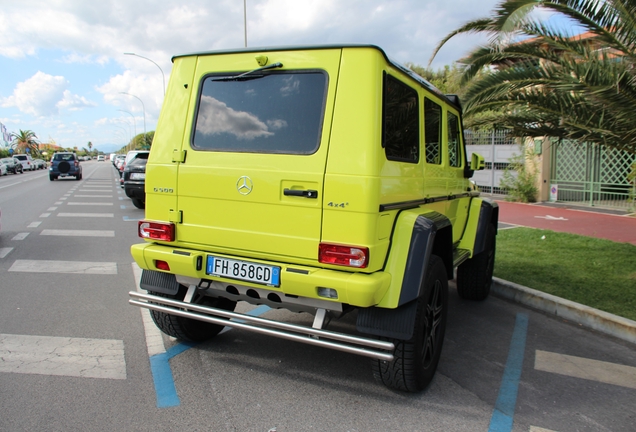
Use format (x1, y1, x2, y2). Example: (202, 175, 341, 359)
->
(470, 153, 485, 171)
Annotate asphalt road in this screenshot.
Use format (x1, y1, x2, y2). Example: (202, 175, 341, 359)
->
(0, 162, 634, 432)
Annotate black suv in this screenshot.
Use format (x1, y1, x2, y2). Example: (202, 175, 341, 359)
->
(49, 152, 82, 181)
(123, 152, 149, 209)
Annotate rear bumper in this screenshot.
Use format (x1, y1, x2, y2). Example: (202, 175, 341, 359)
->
(124, 182, 145, 199)
(129, 290, 394, 361)
(131, 242, 391, 308)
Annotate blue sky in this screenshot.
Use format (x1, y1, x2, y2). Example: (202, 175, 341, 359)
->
(0, 0, 578, 154)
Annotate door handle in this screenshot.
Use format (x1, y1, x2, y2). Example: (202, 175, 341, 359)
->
(284, 189, 318, 199)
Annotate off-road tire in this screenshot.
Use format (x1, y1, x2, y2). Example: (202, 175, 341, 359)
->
(456, 224, 496, 301)
(49, 174, 55, 181)
(372, 255, 448, 392)
(132, 198, 145, 209)
(148, 285, 237, 342)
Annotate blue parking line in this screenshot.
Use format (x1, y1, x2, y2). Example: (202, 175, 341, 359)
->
(123, 216, 143, 221)
(150, 342, 197, 408)
(488, 313, 529, 432)
(149, 305, 271, 408)
(246, 304, 271, 317)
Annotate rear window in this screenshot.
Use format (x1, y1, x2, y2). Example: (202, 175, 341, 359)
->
(14, 155, 27, 161)
(54, 153, 75, 161)
(192, 71, 327, 154)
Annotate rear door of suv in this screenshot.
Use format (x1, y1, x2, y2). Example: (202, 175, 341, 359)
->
(174, 49, 342, 264)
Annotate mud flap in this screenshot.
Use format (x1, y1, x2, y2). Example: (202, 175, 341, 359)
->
(356, 300, 418, 340)
(139, 269, 180, 295)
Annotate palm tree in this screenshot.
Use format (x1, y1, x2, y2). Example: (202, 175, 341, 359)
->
(430, 0, 636, 154)
(11, 129, 40, 156)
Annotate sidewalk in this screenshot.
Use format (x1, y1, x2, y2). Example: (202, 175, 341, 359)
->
(496, 200, 636, 245)
(492, 199, 636, 345)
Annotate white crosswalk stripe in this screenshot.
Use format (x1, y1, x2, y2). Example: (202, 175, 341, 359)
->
(0, 334, 126, 379)
(9, 259, 117, 274)
(57, 212, 114, 217)
(40, 229, 115, 237)
(535, 350, 636, 389)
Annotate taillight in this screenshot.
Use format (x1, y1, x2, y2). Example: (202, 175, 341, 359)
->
(319, 243, 369, 268)
(138, 221, 175, 241)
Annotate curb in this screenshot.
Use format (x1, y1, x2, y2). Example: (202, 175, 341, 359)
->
(491, 277, 636, 345)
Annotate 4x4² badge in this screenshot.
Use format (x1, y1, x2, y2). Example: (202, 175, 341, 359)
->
(236, 176, 253, 195)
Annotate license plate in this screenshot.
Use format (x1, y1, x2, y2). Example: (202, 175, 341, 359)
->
(130, 173, 145, 180)
(206, 256, 280, 287)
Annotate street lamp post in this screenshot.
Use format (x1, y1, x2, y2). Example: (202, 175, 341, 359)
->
(113, 124, 131, 150)
(244, 0, 248, 47)
(124, 52, 166, 96)
(120, 92, 147, 147)
(117, 109, 137, 140)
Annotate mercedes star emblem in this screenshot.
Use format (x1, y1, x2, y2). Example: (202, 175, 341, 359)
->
(236, 176, 253, 195)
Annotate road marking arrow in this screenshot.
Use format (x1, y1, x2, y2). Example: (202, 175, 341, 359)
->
(534, 215, 568, 221)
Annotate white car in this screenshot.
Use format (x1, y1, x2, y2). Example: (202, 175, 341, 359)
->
(0, 162, 7, 175)
(97, 155, 105, 161)
(13, 154, 35, 171)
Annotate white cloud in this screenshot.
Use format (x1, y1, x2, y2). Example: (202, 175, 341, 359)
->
(1, 0, 524, 150)
(2, 72, 67, 116)
(57, 90, 97, 111)
(1, 72, 95, 116)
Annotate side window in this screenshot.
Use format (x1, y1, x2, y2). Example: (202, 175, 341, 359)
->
(447, 112, 462, 167)
(383, 74, 419, 163)
(424, 98, 442, 164)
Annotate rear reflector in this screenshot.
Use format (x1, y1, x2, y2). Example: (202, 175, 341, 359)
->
(155, 260, 170, 271)
(319, 243, 368, 268)
(138, 221, 175, 242)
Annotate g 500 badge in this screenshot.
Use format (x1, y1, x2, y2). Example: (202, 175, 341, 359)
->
(153, 187, 174, 193)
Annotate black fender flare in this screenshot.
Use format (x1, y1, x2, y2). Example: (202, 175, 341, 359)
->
(356, 211, 452, 339)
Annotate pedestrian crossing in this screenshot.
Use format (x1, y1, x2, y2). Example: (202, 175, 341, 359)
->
(1, 172, 130, 380)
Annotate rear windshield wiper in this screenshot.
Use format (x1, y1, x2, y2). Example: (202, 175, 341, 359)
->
(212, 62, 284, 81)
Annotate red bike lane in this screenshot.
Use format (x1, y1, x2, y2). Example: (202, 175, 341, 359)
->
(496, 200, 636, 246)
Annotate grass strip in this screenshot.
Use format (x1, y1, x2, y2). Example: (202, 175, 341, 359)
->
(493, 227, 636, 321)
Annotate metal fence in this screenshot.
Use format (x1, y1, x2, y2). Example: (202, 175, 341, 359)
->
(550, 139, 636, 210)
(464, 130, 636, 210)
(464, 130, 518, 195)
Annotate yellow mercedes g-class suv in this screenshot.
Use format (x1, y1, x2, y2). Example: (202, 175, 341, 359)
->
(130, 45, 496, 392)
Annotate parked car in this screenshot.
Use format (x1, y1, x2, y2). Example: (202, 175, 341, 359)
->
(0, 157, 23, 174)
(123, 153, 149, 209)
(0, 161, 7, 176)
(118, 150, 149, 186)
(114, 154, 126, 172)
(33, 159, 46, 169)
(49, 152, 82, 181)
(13, 154, 35, 171)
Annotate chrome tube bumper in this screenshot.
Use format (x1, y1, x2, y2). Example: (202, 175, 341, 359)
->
(129, 291, 395, 361)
